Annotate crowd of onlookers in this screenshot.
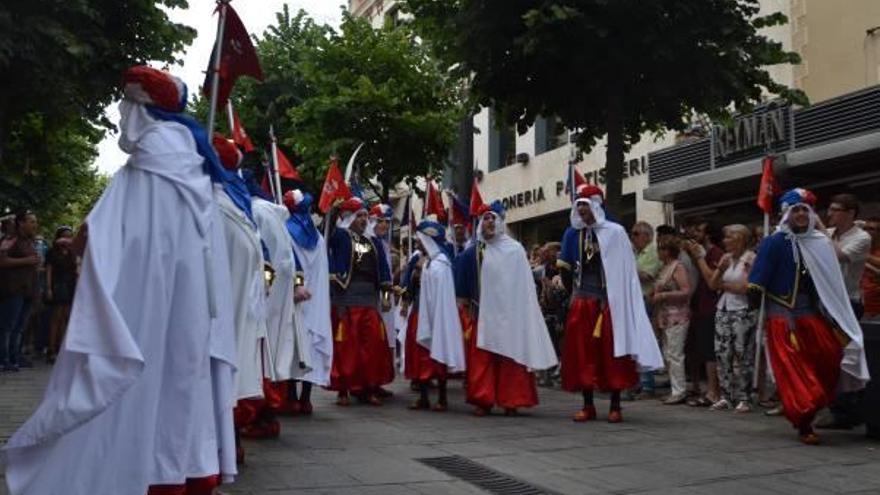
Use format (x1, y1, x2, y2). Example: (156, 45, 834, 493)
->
(0, 212, 80, 372)
(530, 193, 879, 423)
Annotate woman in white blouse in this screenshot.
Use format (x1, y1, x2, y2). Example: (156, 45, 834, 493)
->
(709, 224, 757, 412)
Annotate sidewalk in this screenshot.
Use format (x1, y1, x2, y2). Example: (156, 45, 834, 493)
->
(2, 365, 879, 494)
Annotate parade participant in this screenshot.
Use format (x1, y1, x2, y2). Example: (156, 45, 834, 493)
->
(367, 203, 398, 391)
(282, 189, 333, 414)
(454, 201, 557, 416)
(402, 220, 466, 411)
(327, 196, 394, 406)
(748, 188, 869, 444)
(211, 136, 273, 443)
(556, 185, 664, 422)
(246, 171, 312, 418)
(4, 66, 236, 494)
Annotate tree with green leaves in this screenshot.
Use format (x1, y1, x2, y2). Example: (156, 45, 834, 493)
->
(226, 7, 463, 201)
(404, 0, 806, 212)
(0, 0, 196, 229)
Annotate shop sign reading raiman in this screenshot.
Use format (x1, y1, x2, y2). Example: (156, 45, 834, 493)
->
(712, 106, 787, 159)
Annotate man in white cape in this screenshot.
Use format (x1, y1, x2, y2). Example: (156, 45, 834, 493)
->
(3, 66, 236, 495)
(748, 188, 869, 445)
(250, 183, 313, 413)
(282, 189, 333, 414)
(401, 220, 465, 411)
(556, 184, 664, 423)
(454, 201, 557, 416)
(210, 135, 273, 447)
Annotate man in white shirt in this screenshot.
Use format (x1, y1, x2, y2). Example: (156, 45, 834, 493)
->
(819, 193, 871, 431)
(825, 194, 872, 318)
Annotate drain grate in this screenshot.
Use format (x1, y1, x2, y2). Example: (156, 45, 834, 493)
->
(417, 455, 559, 495)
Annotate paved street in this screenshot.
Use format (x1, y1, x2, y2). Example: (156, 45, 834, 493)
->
(2, 364, 879, 495)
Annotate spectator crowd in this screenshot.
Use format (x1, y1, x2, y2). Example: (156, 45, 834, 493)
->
(528, 193, 879, 429)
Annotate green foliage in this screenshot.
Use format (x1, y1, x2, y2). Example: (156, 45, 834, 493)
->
(1, 113, 108, 235)
(222, 7, 463, 200)
(0, 0, 195, 226)
(404, 0, 806, 210)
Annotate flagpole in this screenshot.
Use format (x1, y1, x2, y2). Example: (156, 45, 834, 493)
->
(269, 125, 283, 204)
(205, 0, 229, 135)
(226, 100, 237, 139)
(408, 190, 414, 260)
(752, 153, 774, 390)
(753, 211, 770, 389)
(262, 155, 277, 203)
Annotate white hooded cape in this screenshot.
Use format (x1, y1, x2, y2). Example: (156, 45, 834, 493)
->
(415, 233, 466, 372)
(291, 233, 334, 386)
(252, 198, 312, 380)
(476, 213, 558, 370)
(215, 187, 268, 399)
(570, 198, 664, 371)
(3, 104, 236, 493)
(777, 206, 870, 391)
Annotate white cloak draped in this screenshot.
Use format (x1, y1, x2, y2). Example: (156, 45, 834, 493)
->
(415, 234, 466, 372)
(215, 188, 268, 399)
(571, 199, 665, 371)
(252, 199, 311, 380)
(778, 208, 869, 391)
(3, 112, 236, 493)
(476, 214, 558, 370)
(291, 234, 334, 386)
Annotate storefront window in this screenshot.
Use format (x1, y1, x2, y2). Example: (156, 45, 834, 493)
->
(535, 115, 568, 155)
(489, 109, 517, 171)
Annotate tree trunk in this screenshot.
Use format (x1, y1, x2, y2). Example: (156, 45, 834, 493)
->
(604, 89, 625, 216)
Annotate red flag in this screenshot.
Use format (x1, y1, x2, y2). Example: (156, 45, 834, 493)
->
(424, 179, 448, 223)
(574, 168, 587, 188)
(261, 174, 274, 199)
(203, 3, 264, 108)
(275, 147, 301, 180)
(231, 110, 255, 152)
(318, 159, 352, 213)
(469, 178, 485, 216)
(757, 155, 778, 214)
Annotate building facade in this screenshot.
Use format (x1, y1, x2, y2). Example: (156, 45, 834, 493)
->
(644, 0, 880, 225)
(352, 0, 880, 242)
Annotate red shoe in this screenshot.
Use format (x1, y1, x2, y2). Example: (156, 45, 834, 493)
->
(799, 432, 819, 445)
(266, 419, 281, 437)
(278, 400, 301, 416)
(573, 405, 597, 422)
(472, 406, 489, 417)
(299, 400, 313, 415)
(240, 421, 280, 439)
(607, 409, 623, 423)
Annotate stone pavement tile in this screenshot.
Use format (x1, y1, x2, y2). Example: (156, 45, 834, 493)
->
(229, 464, 361, 491)
(408, 480, 487, 494)
(342, 458, 452, 485)
(680, 477, 831, 495)
(555, 465, 675, 494)
(435, 439, 521, 458)
(777, 463, 880, 493)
